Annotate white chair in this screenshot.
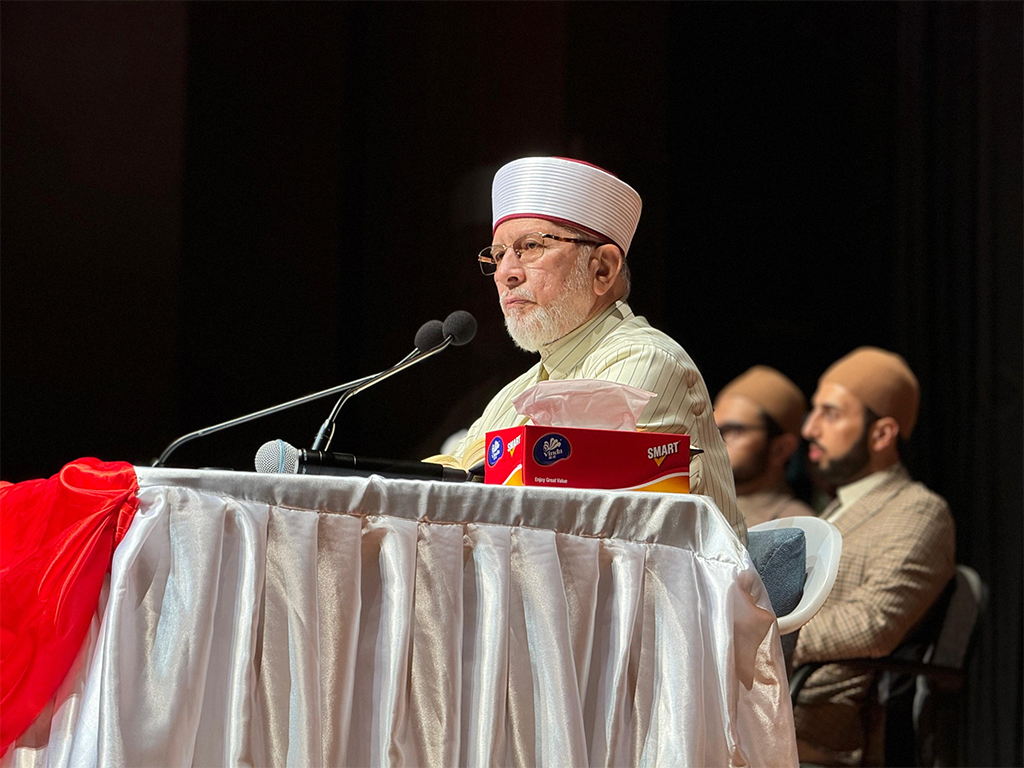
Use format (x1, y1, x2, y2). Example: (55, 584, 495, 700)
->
(749, 517, 843, 635)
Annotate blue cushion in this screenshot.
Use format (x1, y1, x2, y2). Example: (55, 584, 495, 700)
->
(747, 528, 806, 617)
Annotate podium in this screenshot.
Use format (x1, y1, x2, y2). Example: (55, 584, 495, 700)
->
(5, 468, 797, 767)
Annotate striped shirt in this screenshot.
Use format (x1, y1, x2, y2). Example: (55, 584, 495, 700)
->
(449, 300, 745, 541)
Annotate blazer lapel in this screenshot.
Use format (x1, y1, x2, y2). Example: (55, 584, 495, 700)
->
(835, 465, 912, 537)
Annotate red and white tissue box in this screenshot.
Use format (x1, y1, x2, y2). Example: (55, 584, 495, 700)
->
(483, 425, 690, 493)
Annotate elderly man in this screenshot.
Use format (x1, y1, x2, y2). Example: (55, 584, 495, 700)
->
(436, 156, 744, 540)
(714, 365, 815, 527)
(792, 347, 956, 766)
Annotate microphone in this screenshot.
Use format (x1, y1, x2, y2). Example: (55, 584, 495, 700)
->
(414, 319, 445, 351)
(311, 310, 477, 451)
(255, 439, 474, 483)
(153, 316, 452, 467)
(441, 310, 477, 346)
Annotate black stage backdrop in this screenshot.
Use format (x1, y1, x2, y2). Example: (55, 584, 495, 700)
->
(2, 3, 1021, 764)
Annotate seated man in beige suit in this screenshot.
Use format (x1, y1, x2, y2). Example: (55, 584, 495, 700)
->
(792, 347, 956, 766)
(714, 365, 816, 527)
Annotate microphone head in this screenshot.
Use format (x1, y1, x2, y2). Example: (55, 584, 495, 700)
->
(414, 319, 445, 351)
(443, 310, 477, 346)
(255, 439, 300, 474)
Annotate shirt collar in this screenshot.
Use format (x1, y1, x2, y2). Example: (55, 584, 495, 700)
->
(835, 463, 901, 511)
(538, 300, 633, 380)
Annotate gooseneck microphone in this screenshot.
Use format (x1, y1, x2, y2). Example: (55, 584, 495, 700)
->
(440, 310, 477, 347)
(255, 439, 473, 483)
(310, 310, 477, 451)
(152, 315, 466, 467)
(414, 319, 445, 351)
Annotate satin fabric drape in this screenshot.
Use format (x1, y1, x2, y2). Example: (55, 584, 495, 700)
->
(0, 458, 138, 754)
(3, 468, 797, 767)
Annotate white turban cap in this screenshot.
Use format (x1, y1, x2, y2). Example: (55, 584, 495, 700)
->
(491, 157, 643, 255)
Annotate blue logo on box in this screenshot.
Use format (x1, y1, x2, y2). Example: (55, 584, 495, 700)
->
(487, 435, 504, 467)
(534, 433, 571, 466)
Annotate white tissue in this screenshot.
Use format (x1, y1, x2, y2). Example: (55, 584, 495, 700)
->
(512, 379, 656, 431)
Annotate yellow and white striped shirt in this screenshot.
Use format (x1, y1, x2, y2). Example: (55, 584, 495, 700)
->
(448, 300, 745, 541)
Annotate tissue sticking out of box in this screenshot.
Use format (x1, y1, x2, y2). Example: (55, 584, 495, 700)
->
(511, 379, 656, 431)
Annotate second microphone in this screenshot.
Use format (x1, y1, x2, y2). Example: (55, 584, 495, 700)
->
(256, 439, 476, 483)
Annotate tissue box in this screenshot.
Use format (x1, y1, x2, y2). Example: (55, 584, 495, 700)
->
(484, 426, 690, 493)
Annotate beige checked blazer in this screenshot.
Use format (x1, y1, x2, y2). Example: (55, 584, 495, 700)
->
(791, 463, 956, 766)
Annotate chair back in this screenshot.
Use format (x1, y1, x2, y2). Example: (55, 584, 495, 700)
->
(748, 517, 843, 635)
(893, 564, 987, 766)
(926, 564, 986, 676)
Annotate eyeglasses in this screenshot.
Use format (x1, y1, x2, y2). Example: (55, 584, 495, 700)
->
(717, 423, 770, 442)
(477, 232, 603, 275)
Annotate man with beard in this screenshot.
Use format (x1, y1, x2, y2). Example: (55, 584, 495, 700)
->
(792, 347, 956, 766)
(432, 156, 744, 541)
(713, 366, 815, 527)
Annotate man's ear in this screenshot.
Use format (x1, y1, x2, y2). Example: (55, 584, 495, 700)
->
(591, 244, 623, 296)
(869, 416, 901, 453)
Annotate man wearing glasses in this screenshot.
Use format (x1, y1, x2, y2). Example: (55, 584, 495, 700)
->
(433, 156, 744, 541)
(713, 366, 816, 527)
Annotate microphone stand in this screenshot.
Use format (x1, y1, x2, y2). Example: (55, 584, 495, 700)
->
(311, 336, 454, 451)
(153, 350, 422, 468)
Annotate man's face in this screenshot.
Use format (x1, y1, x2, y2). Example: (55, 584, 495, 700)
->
(802, 381, 873, 486)
(492, 218, 596, 351)
(714, 393, 772, 485)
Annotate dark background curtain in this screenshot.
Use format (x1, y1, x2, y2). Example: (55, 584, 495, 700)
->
(2, 3, 1020, 764)
(894, 4, 1023, 763)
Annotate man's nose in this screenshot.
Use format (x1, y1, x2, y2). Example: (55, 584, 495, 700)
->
(801, 412, 818, 440)
(494, 247, 524, 286)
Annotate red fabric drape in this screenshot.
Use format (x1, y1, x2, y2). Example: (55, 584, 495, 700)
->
(0, 458, 139, 753)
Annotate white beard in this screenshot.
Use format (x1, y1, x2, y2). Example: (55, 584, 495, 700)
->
(503, 253, 594, 352)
